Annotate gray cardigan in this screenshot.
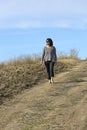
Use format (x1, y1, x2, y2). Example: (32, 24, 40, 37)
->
(42, 46, 57, 62)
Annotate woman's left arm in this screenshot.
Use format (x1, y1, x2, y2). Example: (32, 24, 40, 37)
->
(54, 47, 57, 62)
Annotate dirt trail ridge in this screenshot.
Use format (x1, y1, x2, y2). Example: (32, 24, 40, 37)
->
(0, 61, 87, 130)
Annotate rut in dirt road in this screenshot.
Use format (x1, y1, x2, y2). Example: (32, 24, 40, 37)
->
(0, 61, 87, 130)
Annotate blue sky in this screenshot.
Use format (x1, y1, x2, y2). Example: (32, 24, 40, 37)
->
(0, 0, 87, 61)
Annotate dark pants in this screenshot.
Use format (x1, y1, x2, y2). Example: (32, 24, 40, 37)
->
(45, 61, 55, 80)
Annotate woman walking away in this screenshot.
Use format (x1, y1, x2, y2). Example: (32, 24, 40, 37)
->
(42, 38, 57, 84)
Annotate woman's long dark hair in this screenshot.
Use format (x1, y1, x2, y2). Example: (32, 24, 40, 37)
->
(46, 38, 53, 46)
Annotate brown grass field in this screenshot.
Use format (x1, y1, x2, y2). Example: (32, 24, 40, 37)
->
(0, 56, 79, 105)
(1, 56, 87, 130)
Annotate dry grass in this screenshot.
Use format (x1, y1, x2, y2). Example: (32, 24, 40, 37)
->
(0, 56, 80, 104)
(58, 49, 80, 60)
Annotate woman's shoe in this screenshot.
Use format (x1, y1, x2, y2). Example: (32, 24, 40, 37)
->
(49, 80, 51, 84)
(51, 77, 54, 83)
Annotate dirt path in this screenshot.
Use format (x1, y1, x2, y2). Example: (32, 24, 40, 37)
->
(0, 61, 87, 130)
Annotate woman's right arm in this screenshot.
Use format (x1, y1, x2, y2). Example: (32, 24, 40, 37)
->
(42, 47, 45, 62)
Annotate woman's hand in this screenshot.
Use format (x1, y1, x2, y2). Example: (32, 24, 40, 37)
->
(41, 60, 44, 65)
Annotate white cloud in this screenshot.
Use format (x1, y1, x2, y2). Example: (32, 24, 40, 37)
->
(0, 0, 87, 29)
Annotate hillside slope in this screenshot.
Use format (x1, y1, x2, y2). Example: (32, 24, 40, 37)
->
(0, 60, 87, 130)
(0, 59, 77, 104)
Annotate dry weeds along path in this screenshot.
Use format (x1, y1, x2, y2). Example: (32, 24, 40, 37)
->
(0, 61, 87, 130)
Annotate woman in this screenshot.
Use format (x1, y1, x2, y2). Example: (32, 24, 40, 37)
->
(42, 38, 57, 83)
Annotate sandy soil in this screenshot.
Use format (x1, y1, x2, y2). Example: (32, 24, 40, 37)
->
(0, 61, 87, 130)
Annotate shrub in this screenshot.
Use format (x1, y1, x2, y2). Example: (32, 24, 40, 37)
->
(69, 49, 79, 59)
(58, 49, 79, 60)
